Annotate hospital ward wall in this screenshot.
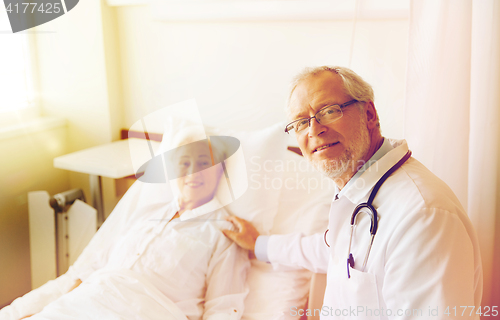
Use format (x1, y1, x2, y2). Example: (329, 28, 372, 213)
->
(33, 0, 124, 219)
(115, 5, 409, 138)
(0, 126, 69, 308)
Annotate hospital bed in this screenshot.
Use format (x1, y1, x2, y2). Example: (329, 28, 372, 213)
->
(1, 119, 333, 320)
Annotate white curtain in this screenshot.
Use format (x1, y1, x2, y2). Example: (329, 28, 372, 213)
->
(405, 0, 500, 309)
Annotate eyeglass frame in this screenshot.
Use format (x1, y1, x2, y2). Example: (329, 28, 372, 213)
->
(284, 99, 359, 134)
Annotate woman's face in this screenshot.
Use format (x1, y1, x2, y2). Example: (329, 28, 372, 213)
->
(175, 143, 222, 207)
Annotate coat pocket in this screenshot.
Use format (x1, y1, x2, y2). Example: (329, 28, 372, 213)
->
(324, 263, 381, 320)
(342, 266, 380, 320)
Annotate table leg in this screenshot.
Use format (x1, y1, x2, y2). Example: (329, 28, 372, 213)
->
(89, 174, 104, 228)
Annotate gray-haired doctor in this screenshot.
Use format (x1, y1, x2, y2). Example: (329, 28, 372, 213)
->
(223, 66, 483, 320)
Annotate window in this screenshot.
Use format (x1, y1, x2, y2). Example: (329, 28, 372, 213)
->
(0, 5, 37, 122)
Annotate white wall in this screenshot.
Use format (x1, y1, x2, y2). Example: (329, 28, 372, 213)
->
(35, 1, 119, 150)
(116, 5, 409, 138)
(34, 0, 123, 217)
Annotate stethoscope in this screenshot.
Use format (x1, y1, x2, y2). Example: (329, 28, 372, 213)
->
(324, 150, 412, 279)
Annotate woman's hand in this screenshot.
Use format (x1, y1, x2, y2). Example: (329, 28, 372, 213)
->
(222, 216, 260, 253)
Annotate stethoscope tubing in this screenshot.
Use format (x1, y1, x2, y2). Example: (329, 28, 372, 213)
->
(322, 150, 412, 278)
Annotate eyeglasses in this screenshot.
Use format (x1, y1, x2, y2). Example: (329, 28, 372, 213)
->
(284, 99, 358, 134)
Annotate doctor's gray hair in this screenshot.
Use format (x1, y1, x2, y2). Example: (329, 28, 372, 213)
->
(285, 66, 379, 129)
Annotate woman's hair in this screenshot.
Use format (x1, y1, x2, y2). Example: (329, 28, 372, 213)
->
(171, 126, 228, 165)
(171, 126, 205, 148)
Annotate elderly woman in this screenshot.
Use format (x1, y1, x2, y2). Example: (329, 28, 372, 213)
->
(2, 128, 249, 320)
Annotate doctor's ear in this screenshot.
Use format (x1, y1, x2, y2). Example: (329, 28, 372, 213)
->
(363, 101, 379, 130)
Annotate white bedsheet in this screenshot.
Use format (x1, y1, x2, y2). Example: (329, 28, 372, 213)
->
(29, 268, 189, 320)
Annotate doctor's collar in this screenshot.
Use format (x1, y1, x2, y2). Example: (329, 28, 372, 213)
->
(341, 139, 410, 204)
(335, 138, 393, 200)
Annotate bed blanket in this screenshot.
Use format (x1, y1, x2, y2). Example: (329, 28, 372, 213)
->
(29, 268, 188, 320)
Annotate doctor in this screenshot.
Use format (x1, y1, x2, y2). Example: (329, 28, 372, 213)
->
(224, 66, 483, 319)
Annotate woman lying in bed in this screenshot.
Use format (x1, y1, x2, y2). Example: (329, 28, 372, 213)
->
(1, 128, 249, 320)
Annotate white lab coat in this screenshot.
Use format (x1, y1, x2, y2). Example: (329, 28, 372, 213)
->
(265, 139, 482, 320)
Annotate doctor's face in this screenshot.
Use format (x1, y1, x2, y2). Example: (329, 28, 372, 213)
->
(175, 143, 222, 207)
(288, 71, 371, 180)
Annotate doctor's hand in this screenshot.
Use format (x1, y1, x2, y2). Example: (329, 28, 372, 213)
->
(223, 216, 260, 253)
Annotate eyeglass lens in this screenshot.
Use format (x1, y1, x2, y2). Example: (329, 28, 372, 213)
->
(290, 105, 343, 133)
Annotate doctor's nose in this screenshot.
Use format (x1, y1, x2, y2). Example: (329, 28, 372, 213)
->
(308, 118, 327, 137)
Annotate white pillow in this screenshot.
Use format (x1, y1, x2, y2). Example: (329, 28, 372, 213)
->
(242, 260, 312, 320)
(211, 122, 288, 234)
(272, 150, 335, 235)
(243, 149, 335, 320)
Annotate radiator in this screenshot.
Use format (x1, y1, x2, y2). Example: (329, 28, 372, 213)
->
(28, 190, 97, 290)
